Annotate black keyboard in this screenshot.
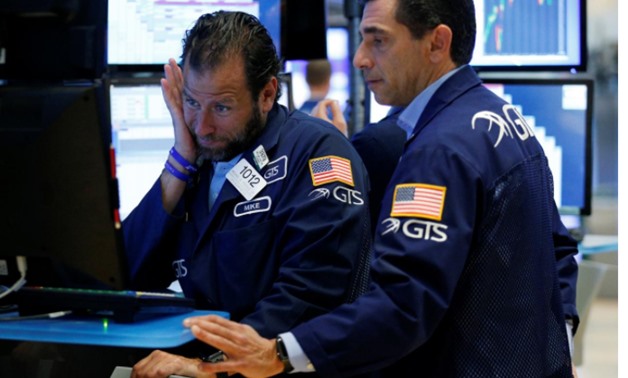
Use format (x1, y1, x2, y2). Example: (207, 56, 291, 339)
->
(15, 286, 196, 323)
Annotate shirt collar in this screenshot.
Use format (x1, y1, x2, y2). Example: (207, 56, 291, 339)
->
(397, 65, 465, 139)
(212, 153, 242, 174)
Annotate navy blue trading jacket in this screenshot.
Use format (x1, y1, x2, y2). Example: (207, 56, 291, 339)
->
(122, 104, 372, 341)
(291, 65, 579, 377)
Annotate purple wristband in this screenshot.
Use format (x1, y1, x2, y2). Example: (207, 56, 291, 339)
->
(164, 160, 191, 183)
(169, 147, 197, 173)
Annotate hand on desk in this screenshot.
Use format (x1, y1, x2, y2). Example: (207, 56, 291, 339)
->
(183, 315, 284, 378)
(131, 349, 207, 378)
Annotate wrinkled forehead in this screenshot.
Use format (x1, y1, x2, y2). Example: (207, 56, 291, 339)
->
(182, 56, 248, 95)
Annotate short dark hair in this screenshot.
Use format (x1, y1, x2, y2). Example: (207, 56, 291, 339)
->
(360, 0, 476, 66)
(181, 11, 282, 101)
(305, 59, 332, 87)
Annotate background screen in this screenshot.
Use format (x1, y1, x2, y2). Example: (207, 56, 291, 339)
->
(470, 0, 586, 71)
(107, 0, 281, 66)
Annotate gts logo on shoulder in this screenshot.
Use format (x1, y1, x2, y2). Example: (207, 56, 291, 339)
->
(472, 104, 536, 148)
(381, 218, 448, 242)
(308, 186, 364, 205)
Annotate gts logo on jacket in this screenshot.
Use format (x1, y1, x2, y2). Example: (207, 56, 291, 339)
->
(381, 218, 448, 242)
(471, 104, 536, 148)
(308, 186, 365, 206)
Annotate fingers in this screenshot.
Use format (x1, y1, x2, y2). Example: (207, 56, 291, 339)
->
(190, 324, 233, 353)
(160, 58, 197, 157)
(131, 350, 201, 378)
(311, 99, 348, 137)
(185, 316, 249, 355)
(161, 59, 183, 110)
(168, 57, 183, 81)
(163, 58, 183, 95)
(327, 99, 341, 115)
(184, 314, 237, 331)
(310, 99, 333, 120)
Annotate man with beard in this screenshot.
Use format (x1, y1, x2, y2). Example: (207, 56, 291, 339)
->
(123, 11, 372, 378)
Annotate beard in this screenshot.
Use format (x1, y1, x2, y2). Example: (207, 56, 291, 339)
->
(196, 103, 266, 162)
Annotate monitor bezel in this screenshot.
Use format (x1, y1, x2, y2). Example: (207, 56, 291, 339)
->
(0, 82, 129, 290)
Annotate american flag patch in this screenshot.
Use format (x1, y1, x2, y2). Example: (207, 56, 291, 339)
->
(391, 183, 446, 220)
(309, 156, 354, 187)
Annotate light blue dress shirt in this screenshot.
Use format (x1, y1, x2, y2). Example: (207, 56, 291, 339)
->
(209, 154, 242, 211)
(396, 66, 462, 139)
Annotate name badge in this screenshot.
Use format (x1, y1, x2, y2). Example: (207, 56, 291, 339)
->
(253, 145, 270, 170)
(227, 159, 267, 201)
(234, 196, 272, 217)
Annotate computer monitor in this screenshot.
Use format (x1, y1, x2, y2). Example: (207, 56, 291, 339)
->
(107, 0, 282, 70)
(366, 90, 392, 125)
(285, 27, 351, 112)
(0, 1, 107, 82)
(470, 0, 587, 72)
(481, 76, 593, 215)
(108, 78, 174, 220)
(0, 83, 128, 290)
(281, 0, 327, 61)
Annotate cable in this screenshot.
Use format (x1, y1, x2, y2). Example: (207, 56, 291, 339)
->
(0, 256, 27, 300)
(0, 257, 74, 321)
(0, 310, 73, 322)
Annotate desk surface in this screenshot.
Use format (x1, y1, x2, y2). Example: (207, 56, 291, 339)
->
(0, 310, 228, 348)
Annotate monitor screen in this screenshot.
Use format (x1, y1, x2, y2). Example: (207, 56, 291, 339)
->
(285, 27, 351, 112)
(281, 0, 327, 61)
(470, 0, 586, 71)
(366, 90, 392, 125)
(108, 78, 173, 220)
(107, 0, 281, 68)
(481, 76, 593, 215)
(0, 83, 128, 289)
(0, 1, 107, 82)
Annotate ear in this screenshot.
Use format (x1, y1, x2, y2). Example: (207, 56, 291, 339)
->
(429, 24, 453, 63)
(259, 76, 278, 113)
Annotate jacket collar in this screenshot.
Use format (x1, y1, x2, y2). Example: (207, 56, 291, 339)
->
(408, 65, 482, 142)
